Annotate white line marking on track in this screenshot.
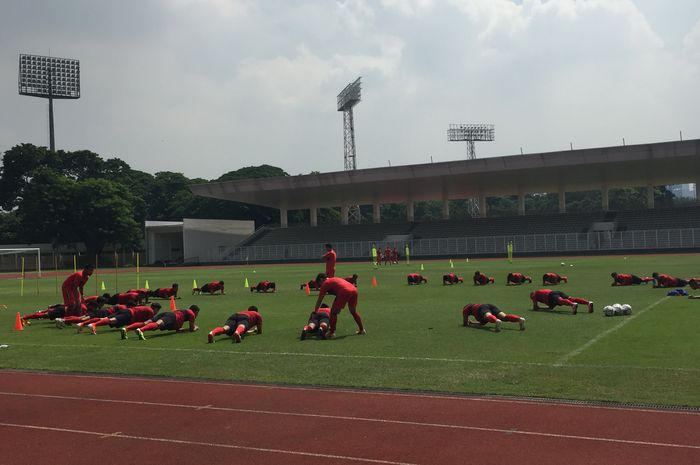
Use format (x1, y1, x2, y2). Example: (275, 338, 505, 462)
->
(1, 392, 698, 450)
(555, 297, 667, 366)
(0, 422, 419, 465)
(2, 370, 697, 415)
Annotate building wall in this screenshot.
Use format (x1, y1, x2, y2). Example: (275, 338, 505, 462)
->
(182, 219, 254, 263)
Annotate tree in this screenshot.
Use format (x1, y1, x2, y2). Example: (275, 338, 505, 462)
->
(0, 144, 49, 210)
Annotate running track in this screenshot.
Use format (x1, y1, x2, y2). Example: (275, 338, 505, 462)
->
(0, 371, 698, 465)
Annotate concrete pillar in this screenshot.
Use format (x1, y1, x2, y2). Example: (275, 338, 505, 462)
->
(479, 196, 487, 218)
(340, 205, 349, 225)
(280, 208, 288, 228)
(442, 197, 450, 220)
(558, 189, 566, 213)
(373, 202, 381, 223)
(647, 183, 655, 209)
(310, 207, 317, 227)
(407, 200, 415, 222)
(518, 194, 526, 216)
(602, 186, 609, 211)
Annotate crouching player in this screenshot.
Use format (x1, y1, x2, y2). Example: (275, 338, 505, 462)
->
(610, 272, 653, 286)
(314, 272, 365, 338)
(443, 273, 464, 285)
(407, 273, 428, 285)
(88, 302, 161, 336)
(462, 303, 525, 332)
(207, 306, 262, 343)
(530, 289, 593, 315)
(473, 271, 495, 285)
(652, 272, 688, 288)
(250, 280, 276, 293)
(542, 272, 567, 285)
(121, 304, 199, 340)
(300, 304, 331, 340)
(506, 272, 532, 285)
(192, 281, 225, 295)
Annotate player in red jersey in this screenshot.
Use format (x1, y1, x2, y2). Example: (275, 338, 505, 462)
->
(300, 304, 331, 340)
(87, 303, 161, 336)
(343, 274, 359, 287)
(148, 284, 179, 299)
(62, 264, 94, 316)
(462, 303, 526, 332)
(300, 279, 321, 291)
(106, 291, 145, 306)
(530, 289, 593, 315)
(20, 303, 77, 325)
(250, 280, 276, 293)
(314, 272, 365, 338)
(207, 306, 262, 343)
(542, 272, 567, 285)
(407, 273, 428, 285)
(506, 272, 532, 285)
(121, 305, 199, 340)
(473, 271, 495, 285)
(59, 303, 121, 332)
(652, 272, 688, 288)
(322, 243, 337, 277)
(82, 295, 108, 307)
(383, 246, 391, 266)
(610, 272, 653, 286)
(442, 273, 464, 285)
(192, 280, 225, 295)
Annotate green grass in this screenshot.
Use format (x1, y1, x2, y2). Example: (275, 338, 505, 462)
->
(1, 254, 699, 407)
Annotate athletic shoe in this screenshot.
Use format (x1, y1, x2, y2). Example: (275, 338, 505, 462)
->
(232, 332, 242, 343)
(207, 332, 214, 344)
(326, 332, 335, 339)
(572, 303, 578, 315)
(519, 318, 526, 331)
(55, 318, 66, 329)
(89, 324, 97, 335)
(21, 318, 30, 326)
(300, 329, 306, 341)
(494, 320, 502, 332)
(120, 328, 128, 340)
(588, 302, 594, 313)
(76, 323, 84, 333)
(136, 328, 146, 341)
(356, 329, 366, 335)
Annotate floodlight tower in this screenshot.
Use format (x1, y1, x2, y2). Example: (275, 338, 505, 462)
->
(337, 77, 362, 223)
(447, 123, 495, 217)
(18, 54, 81, 152)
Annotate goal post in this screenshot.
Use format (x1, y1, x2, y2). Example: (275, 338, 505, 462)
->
(0, 248, 42, 277)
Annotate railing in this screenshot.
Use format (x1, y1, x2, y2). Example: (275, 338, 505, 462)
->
(187, 228, 700, 263)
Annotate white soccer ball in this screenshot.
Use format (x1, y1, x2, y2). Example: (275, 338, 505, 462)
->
(621, 304, 632, 315)
(603, 305, 615, 316)
(560, 262, 566, 266)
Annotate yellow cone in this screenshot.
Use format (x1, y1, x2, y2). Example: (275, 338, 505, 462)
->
(244, 277, 249, 288)
(100, 281, 106, 291)
(193, 279, 198, 289)
(145, 280, 150, 290)
(450, 259, 454, 269)
(420, 264, 424, 271)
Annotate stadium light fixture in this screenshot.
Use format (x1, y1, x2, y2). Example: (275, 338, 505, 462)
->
(337, 77, 362, 224)
(18, 53, 81, 152)
(447, 123, 495, 217)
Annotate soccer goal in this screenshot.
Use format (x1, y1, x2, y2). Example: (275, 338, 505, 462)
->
(0, 248, 42, 277)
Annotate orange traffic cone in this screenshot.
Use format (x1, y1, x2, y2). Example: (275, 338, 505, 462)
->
(305, 282, 310, 295)
(371, 276, 377, 287)
(14, 312, 24, 331)
(169, 295, 177, 311)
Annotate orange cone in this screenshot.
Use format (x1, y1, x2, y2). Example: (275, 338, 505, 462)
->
(371, 276, 377, 287)
(14, 312, 24, 331)
(169, 295, 177, 311)
(305, 282, 310, 295)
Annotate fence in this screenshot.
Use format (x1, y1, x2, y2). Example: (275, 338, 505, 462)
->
(0, 251, 142, 274)
(189, 228, 700, 264)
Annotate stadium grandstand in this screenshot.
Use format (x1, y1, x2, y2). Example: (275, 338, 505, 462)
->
(188, 139, 700, 263)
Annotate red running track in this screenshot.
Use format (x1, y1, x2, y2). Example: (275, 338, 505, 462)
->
(0, 371, 698, 465)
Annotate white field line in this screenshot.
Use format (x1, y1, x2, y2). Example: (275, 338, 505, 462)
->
(0, 394, 698, 451)
(555, 297, 667, 366)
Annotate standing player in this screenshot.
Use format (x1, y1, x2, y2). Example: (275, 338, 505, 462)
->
(542, 272, 567, 285)
(250, 280, 276, 293)
(314, 272, 365, 338)
(462, 303, 526, 332)
(121, 304, 199, 340)
(88, 302, 161, 336)
(407, 273, 428, 285)
(610, 272, 653, 286)
(62, 264, 94, 316)
(442, 273, 464, 285)
(207, 306, 262, 343)
(652, 272, 689, 288)
(384, 246, 392, 266)
(473, 271, 495, 285)
(506, 272, 532, 285)
(322, 243, 337, 278)
(192, 281, 225, 295)
(530, 289, 593, 315)
(300, 304, 331, 340)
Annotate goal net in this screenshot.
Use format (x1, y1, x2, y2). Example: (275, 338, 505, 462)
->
(0, 248, 42, 277)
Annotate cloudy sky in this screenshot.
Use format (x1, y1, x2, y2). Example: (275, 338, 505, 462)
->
(1, 0, 699, 180)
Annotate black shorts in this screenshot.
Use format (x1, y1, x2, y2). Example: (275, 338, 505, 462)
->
(548, 291, 569, 307)
(677, 278, 688, 287)
(224, 315, 249, 336)
(47, 307, 66, 320)
(110, 309, 132, 328)
(200, 284, 211, 293)
(475, 304, 498, 323)
(310, 314, 330, 327)
(152, 312, 178, 330)
(630, 275, 643, 285)
(87, 309, 111, 319)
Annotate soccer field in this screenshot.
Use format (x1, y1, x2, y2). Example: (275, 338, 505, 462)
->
(1, 254, 699, 408)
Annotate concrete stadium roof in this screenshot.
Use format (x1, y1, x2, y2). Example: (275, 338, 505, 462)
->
(190, 139, 700, 210)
